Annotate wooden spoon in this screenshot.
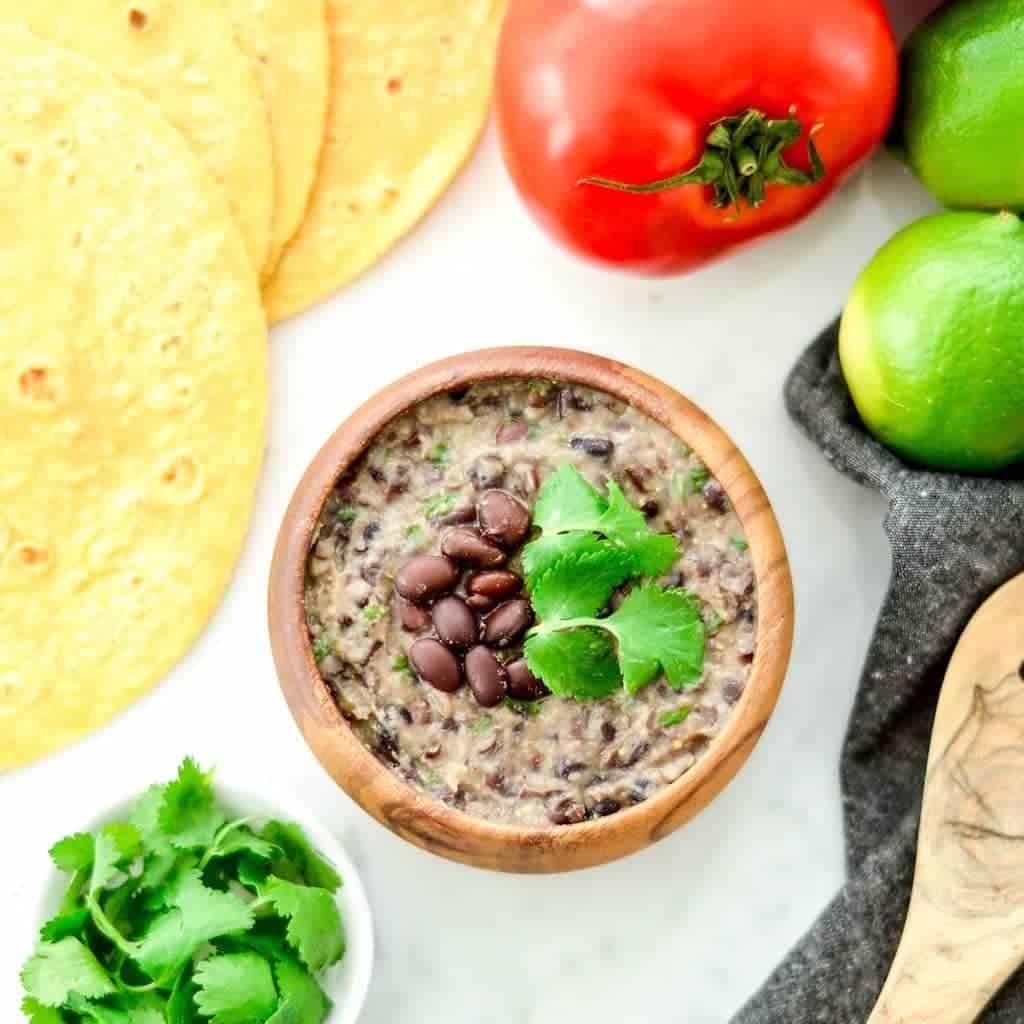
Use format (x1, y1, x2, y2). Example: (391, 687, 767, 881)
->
(869, 573, 1024, 1023)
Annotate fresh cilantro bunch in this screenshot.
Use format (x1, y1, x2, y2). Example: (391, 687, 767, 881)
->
(522, 464, 706, 700)
(21, 759, 345, 1024)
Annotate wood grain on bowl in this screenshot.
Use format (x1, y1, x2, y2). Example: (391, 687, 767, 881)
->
(268, 348, 794, 873)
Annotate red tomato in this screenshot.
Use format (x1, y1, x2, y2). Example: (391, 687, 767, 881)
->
(495, 0, 899, 275)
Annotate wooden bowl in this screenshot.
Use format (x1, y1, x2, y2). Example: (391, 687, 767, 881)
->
(269, 348, 794, 873)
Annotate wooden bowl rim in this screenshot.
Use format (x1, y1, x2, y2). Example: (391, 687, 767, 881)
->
(268, 346, 794, 873)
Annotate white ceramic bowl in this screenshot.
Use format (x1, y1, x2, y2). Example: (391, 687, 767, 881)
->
(30, 776, 374, 1024)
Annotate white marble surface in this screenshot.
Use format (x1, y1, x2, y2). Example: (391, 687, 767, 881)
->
(0, 22, 945, 1021)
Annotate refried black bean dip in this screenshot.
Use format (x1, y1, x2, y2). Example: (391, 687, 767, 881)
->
(305, 380, 756, 827)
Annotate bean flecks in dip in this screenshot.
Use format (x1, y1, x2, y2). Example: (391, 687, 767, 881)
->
(305, 380, 756, 827)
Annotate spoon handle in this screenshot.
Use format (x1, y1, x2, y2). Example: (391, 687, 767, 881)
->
(868, 923, 1008, 1024)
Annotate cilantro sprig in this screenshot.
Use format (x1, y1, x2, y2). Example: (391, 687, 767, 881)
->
(524, 464, 677, 578)
(522, 464, 706, 700)
(21, 759, 343, 1024)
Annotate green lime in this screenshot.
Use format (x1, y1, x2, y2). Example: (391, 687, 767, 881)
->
(840, 211, 1024, 473)
(897, 0, 1024, 210)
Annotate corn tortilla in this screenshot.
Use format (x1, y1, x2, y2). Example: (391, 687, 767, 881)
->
(0, 2, 275, 273)
(265, 0, 506, 322)
(230, 0, 330, 277)
(0, 29, 268, 769)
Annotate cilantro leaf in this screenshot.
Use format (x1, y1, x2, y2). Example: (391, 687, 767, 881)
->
(124, 784, 181, 897)
(158, 758, 225, 849)
(21, 938, 116, 1007)
(661, 706, 693, 727)
(530, 547, 635, 621)
(133, 869, 253, 976)
(521, 530, 606, 579)
(424, 494, 457, 520)
(524, 628, 622, 701)
(260, 821, 342, 893)
(261, 877, 345, 972)
(606, 586, 706, 691)
(312, 636, 332, 663)
(21, 997, 64, 1024)
(236, 854, 270, 893)
(596, 481, 678, 576)
(528, 586, 705, 694)
(66, 991, 165, 1024)
(129, 784, 168, 839)
(205, 825, 280, 865)
(49, 833, 95, 874)
(730, 537, 749, 551)
(532, 463, 607, 532)
(266, 957, 330, 1024)
(193, 954, 278, 1024)
(524, 466, 677, 582)
(89, 824, 141, 894)
(40, 908, 90, 943)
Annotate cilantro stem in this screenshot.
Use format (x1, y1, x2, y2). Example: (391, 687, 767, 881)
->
(198, 817, 258, 871)
(86, 891, 139, 960)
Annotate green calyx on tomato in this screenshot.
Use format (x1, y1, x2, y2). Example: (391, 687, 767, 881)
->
(581, 107, 825, 214)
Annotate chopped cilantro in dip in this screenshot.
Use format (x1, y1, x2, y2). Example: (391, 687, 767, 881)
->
(730, 537, 749, 551)
(424, 494, 458, 520)
(312, 636, 333, 663)
(660, 706, 693, 727)
(362, 604, 384, 622)
(337, 506, 358, 524)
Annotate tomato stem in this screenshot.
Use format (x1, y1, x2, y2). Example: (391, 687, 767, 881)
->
(580, 107, 825, 214)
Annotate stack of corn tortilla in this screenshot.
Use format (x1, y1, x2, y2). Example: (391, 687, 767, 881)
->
(0, 1, 504, 769)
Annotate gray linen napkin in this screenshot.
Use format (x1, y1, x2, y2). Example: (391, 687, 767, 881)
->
(734, 319, 1024, 1022)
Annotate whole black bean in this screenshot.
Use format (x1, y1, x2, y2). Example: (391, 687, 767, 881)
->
(431, 596, 478, 650)
(467, 570, 523, 601)
(478, 490, 531, 549)
(600, 721, 617, 743)
(395, 555, 459, 603)
(570, 436, 614, 458)
(467, 455, 505, 490)
(505, 658, 549, 700)
(592, 798, 622, 818)
(397, 599, 431, 632)
(466, 593, 497, 614)
(464, 645, 506, 707)
(441, 527, 507, 569)
(483, 599, 533, 647)
(409, 638, 462, 693)
(641, 500, 660, 519)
